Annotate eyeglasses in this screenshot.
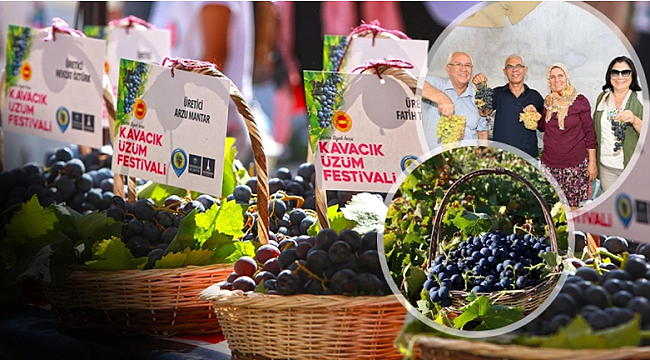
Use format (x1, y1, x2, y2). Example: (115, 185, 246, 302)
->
(448, 63, 473, 69)
(610, 69, 632, 78)
(505, 64, 526, 71)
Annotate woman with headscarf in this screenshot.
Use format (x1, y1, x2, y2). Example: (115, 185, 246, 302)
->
(593, 56, 643, 192)
(524, 63, 597, 208)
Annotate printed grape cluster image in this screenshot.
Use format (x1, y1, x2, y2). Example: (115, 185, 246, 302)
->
(121, 62, 148, 115)
(312, 73, 343, 129)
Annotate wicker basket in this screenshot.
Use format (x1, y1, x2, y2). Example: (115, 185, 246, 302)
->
(39, 59, 271, 336)
(427, 168, 562, 314)
(199, 287, 407, 360)
(415, 336, 650, 360)
(41, 264, 232, 336)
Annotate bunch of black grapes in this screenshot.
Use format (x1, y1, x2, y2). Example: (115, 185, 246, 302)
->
(523, 257, 650, 336)
(611, 120, 626, 152)
(0, 147, 115, 214)
(475, 82, 494, 114)
(328, 36, 348, 71)
(10, 27, 30, 77)
(222, 228, 390, 296)
(424, 232, 553, 307)
(103, 194, 219, 269)
(312, 73, 344, 128)
(122, 62, 148, 114)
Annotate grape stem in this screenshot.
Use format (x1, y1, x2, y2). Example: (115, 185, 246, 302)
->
(595, 248, 624, 264)
(292, 260, 328, 288)
(0, 202, 24, 218)
(513, 224, 538, 240)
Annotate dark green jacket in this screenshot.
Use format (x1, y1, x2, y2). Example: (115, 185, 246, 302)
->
(593, 91, 643, 171)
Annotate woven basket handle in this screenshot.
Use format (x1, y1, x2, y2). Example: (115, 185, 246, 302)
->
(427, 168, 558, 268)
(179, 64, 270, 245)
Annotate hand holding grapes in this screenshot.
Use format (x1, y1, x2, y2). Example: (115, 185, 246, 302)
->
(472, 73, 487, 86)
(615, 110, 638, 126)
(523, 104, 537, 113)
(437, 93, 455, 118)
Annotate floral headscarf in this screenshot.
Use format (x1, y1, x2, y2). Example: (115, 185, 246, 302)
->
(544, 63, 579, 130)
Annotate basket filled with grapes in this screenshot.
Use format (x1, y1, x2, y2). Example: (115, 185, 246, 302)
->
(3, 60, 273, 336)
(411, 233, 650, 360)
(199, 226, 408, 360)
(424, 168, 562, 316)
(437, 115, 467, 144)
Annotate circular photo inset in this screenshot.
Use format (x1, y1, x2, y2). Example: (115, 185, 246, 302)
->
(421, 2, 646, 212)
(381, 143, 574, 336)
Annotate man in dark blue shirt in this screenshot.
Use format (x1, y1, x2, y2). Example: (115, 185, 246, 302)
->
(472, 55, 544, 159)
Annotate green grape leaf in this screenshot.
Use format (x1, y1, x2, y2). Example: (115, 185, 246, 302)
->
(82, 237, 147, 270)
(341, 193, 388, 234)
(154, 251, 188, 269)
(453, 293, 523, 330)
(539, 251, 562, 278)
(453, 210, 491, 237)
(515, 314, 641, 349)
(3, 233, 76, 285)
(403, 265, 427, 299)
(211, 239, 257, 264)
(1, 247, 18, 270)
(73, 211, 122, 261)
(220, 137, 239, 198)
(212, 200, 245, 239)
(254, 280, 269, 294)
(164, 209, 199, 254)
(183, 248, 216, 266)
(328, 204, 357, 233)
(307, 221, 319, 236)
(5, 196, 59, 243)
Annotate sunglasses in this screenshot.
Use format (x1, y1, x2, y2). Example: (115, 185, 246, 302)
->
(610, 69, 632, 78)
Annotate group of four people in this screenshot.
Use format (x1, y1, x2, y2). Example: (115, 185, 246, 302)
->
(423, 52, 643, 208)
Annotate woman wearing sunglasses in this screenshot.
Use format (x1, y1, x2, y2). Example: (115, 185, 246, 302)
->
(593, 56, 643, 192)
(526, 63, 597, 208)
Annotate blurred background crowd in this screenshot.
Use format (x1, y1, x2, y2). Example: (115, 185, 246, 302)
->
(0, 1, 648, 171)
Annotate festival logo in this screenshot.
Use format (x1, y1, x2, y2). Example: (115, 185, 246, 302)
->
(616, 193, 633, 228)
(134, 99, 147, 120)
(171, 148, 187, 177)
(21, 63, 32, 81)
(400, 155, 421, 173)
(56, 106, 70, 133)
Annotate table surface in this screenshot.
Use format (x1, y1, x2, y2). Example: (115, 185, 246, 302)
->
(0, 303, 232, 360)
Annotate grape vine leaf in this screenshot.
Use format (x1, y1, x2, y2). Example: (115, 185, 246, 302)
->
(73, 211, 122, 261)
(220, 137, 242, 198)
(453, 210, 491, 237)
(539, 251, 562, 278)
(82, 237, 147, 270)
(3, 233, 76, 285)
(254, 280, 269, 294)
(328, 204, 357, 233)
(166, 200, 245, 254)
(341, 193, 388, 234)
(155, 252, 188, 269)
(453, 293, 524, 330)
(403, 264, 427, 299)
(515, 314, 641, 349)
(211, 239, 256, 264)
(183, 248, 216, 266)
(5, 196, 59, 243)
(307, 221, 319, 236)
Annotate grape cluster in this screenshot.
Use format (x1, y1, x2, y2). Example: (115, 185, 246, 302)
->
(104, 194, 219, 268)
(611, 119, 626, 153)
(524, 243, 650, 336)
(436, 115, 467, 144)
(328, 36, 348, 71)
(241, 163, 317, 241)
(122, 62, 148, 114)
(0, 147, 115, 214)
(311, 74, 343, 129)
(474, 82, 494, 114)
(10, 27, 30, 77)
(424, 232, 553, 307)
(222, 228, 390, 296)
(519, 111, 541, 131)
